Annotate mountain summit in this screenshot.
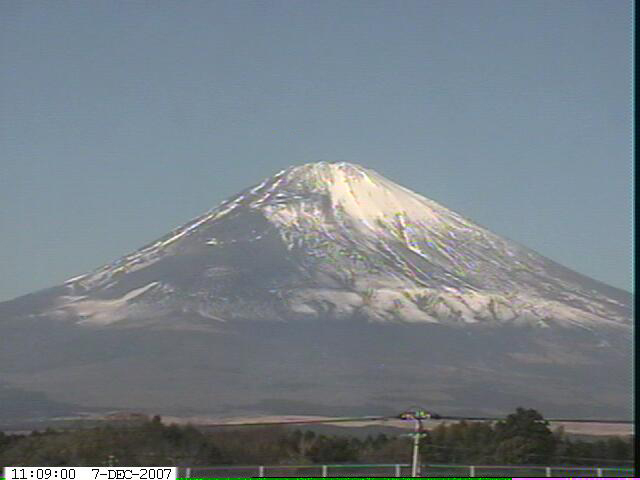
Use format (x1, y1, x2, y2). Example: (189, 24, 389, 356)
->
(0, 162, 631, 422)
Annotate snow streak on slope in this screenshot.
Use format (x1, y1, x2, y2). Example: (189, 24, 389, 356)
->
(52, 162, 629, 329)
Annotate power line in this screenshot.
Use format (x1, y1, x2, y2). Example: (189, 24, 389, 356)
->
(200, 415, 395, 428)
(197, 413, 632, 428)
(439, 415, 632, 424)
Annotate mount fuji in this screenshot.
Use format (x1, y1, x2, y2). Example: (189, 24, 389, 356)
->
(0, 162, 632, 423)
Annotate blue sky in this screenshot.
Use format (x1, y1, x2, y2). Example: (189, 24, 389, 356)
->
(0, 1, 632, 301)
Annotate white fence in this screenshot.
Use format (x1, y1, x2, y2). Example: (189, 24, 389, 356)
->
(181, 463, 634, 478)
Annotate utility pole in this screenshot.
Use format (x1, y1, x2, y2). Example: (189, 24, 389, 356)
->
(398, 408, 432, 478)
(411, 420, 422, 477)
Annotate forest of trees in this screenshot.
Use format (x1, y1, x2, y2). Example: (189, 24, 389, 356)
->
(0, 408, 633, 467)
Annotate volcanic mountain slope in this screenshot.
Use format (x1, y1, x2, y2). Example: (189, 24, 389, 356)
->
(0, 162, 632, 423)
(12, 162, 631, 329)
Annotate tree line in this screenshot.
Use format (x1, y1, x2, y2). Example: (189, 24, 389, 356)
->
(0, 408, 633, 467)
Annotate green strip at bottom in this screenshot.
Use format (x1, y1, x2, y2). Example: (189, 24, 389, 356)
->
(179, 477, 513, 480)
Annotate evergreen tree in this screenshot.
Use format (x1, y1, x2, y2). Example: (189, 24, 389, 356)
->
(493, 407, 556, 464)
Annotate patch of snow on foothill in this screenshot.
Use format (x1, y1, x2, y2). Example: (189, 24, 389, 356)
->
(55, 282, 160, 326)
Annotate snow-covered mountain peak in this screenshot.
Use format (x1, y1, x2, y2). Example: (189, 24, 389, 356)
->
(44, 161, 630, 330)
(258, 161, 452, 233)
(276, 161, 378, 196)
(281, 161, 391, 194)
